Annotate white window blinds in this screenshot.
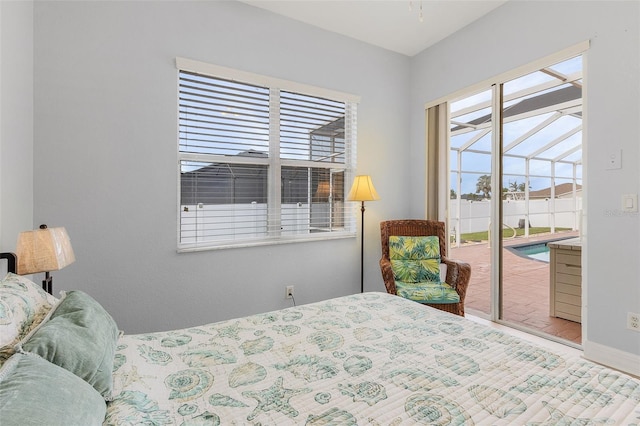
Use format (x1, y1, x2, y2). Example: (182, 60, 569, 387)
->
(179, 72, 270, 156)
(177, 62, 358, 250)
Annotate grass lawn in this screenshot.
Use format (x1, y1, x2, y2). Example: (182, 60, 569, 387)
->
(459, 227, 571, 243)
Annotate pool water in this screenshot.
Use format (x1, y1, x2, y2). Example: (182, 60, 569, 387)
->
(509, 242, 550, 262)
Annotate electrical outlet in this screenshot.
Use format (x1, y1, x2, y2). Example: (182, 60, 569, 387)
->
(628, 312, 640, 332)
(285, 285, 294, 299)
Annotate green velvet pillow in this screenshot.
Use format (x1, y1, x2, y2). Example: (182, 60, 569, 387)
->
(19, 291, 119, 399)
(395, 281, 461, 304)
(0, 353, 106, 425)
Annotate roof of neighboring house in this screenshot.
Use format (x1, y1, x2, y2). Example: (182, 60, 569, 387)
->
(529, 183, 582, 199)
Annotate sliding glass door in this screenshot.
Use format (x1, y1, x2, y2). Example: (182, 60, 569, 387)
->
(499, 56, 583, 344)
(443, 51, 584, 345)
(448, 87, 494, 316)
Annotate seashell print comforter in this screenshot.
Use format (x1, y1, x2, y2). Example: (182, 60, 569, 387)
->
(105, 292, 640, 425)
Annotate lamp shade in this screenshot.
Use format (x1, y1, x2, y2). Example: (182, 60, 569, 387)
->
(16, 226, 75, 275)
(347, 175, 380, 202)
(315, 181, 331, 198)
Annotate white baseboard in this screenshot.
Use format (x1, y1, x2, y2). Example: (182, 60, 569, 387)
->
(583, 339, 640, 377)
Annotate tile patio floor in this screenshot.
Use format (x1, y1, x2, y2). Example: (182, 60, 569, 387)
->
(450, 231, 582, 345)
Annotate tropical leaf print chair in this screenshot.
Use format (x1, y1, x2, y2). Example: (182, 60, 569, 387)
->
(380, 220, 471, 316)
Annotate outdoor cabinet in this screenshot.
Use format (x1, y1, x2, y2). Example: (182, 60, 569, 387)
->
(549, 238, 582, 323)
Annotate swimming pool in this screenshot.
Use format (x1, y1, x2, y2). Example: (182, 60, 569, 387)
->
(510, 242, 550, 262)
(507, 237, 576, 262)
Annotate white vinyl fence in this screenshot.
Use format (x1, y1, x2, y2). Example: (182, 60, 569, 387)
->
(449, 197, 582, 243)
(180, 202, 338, 244)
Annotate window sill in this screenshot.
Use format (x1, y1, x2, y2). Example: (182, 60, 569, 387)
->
(177, 232, 356, 253)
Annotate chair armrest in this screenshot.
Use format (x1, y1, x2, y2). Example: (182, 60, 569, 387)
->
(442, 258, 471, 302)
(379, 258, 396, 295)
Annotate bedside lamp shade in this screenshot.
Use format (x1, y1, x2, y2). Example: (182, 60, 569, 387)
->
(16, 225, 75, 294)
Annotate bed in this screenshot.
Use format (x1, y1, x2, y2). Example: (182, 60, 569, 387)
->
(0, 272, 639, 425)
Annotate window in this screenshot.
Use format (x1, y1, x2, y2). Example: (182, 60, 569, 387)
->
(177, 58, 359, 250)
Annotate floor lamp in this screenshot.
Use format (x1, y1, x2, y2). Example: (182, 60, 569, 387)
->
(347, 175, 380, 293)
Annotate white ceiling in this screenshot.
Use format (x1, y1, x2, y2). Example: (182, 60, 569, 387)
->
(239, 0, 507, 57)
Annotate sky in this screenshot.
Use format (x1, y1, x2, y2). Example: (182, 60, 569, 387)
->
(448, 55, 583, 196)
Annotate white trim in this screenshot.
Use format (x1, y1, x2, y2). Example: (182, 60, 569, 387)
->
(179, 148, 349, 171)
(177, 231, 354, 253)
(176, 57, 361, 104)
(268, 88, 282, 239)
(438, 105, 449, 222)
(180, 153, 270, 166)
(490, 83, 502, 321)
(579, 48, 589, 345)
(176, 68, 181, 252)
(424, 40, 590, 110)
(583, 339, 640, 378)
(424, 108, 430, 217)
(281, 159, 348, 170)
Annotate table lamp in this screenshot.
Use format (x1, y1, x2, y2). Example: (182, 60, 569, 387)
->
(16, 224, 75, 294)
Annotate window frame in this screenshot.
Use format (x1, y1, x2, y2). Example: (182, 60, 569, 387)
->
(176, 58, 360, 252)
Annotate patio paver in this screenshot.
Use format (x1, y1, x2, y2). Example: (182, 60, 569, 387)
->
(450, 231, 582, 344)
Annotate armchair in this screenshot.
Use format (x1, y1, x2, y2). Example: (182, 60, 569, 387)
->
(380, 220, 471, 316)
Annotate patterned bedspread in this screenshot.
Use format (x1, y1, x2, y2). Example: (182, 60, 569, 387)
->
(105, 292, 640, 425)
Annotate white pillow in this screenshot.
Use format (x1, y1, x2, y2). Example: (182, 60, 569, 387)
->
(0, 273, 58, 365)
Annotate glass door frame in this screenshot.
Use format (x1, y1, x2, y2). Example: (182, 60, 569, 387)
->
(426, 41, 588, 348)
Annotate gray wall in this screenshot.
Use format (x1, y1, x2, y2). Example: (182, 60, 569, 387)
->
(0, 1, 34, 262)
(27, 1, 410, 333)
(409, 1, 640, 361)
